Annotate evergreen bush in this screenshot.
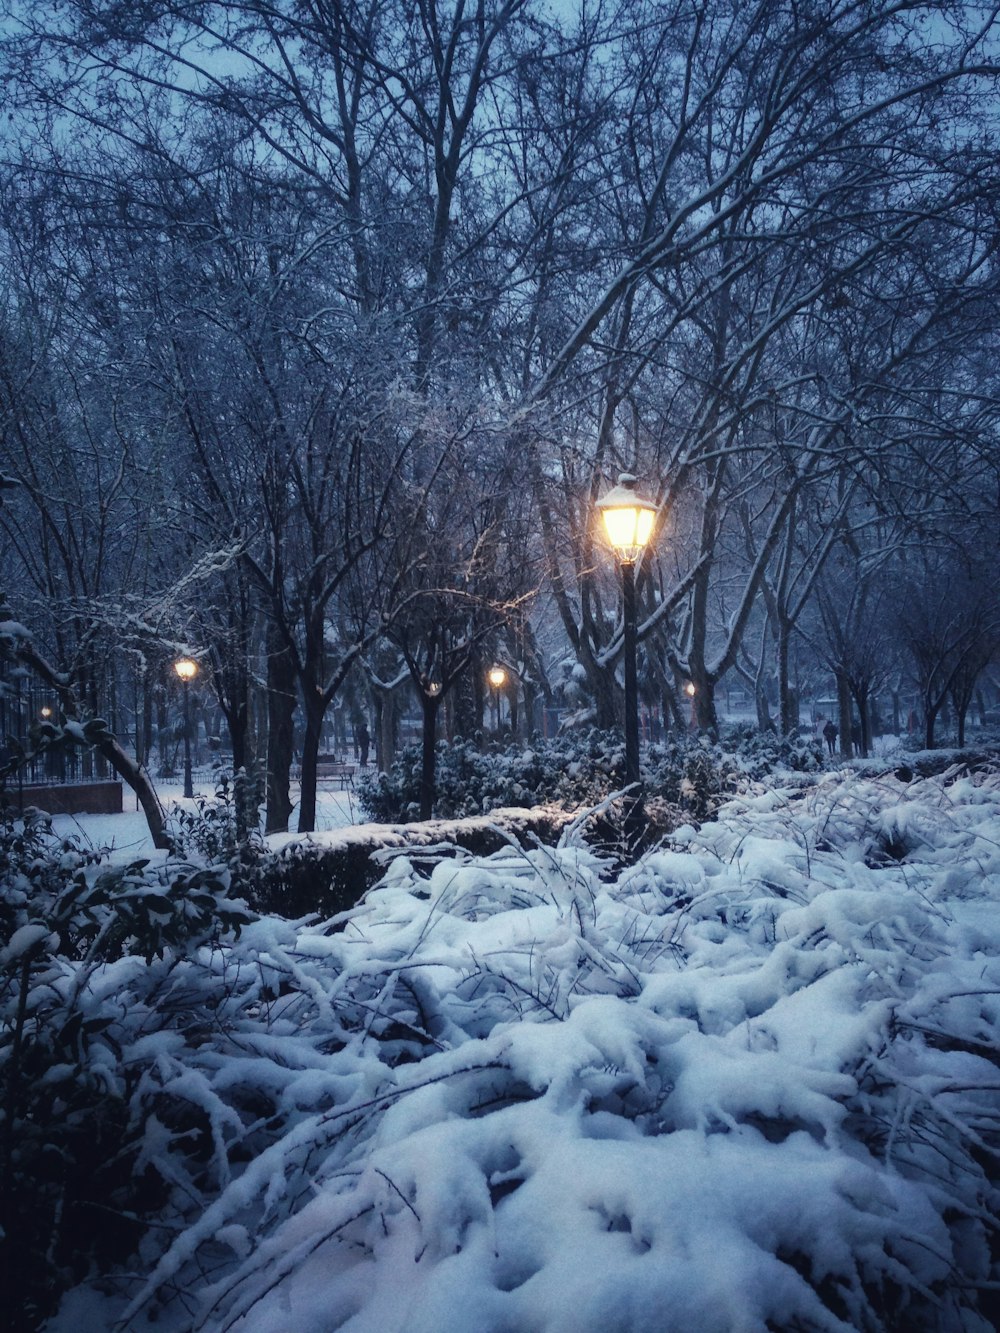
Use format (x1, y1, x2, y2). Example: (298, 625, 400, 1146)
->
(358, 726, 828, 825)
(0, 804, 254, 1328)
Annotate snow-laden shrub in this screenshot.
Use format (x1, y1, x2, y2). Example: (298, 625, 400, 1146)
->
(171, 767, 264, 862)
(719, 720, 826, 774)
(359, 729, 777, 825)
(168, 769, 358, 918)
(43, 767, 1000, 1333)
(0, 807, 254, 1329)
(248, 809, 574, 919)
(359, 732, 625, 822)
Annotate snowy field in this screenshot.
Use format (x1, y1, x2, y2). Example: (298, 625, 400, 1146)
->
(43, 760, 1000, 1332)
(48, 776, 361, 861)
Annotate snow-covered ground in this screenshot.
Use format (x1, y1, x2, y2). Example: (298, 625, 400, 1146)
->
(43, 731, 907, 859)
(46, 762, 1000, 1332)
(47, 775, 361, 861)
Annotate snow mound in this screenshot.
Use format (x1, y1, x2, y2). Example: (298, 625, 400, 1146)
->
(49, 768, 1000, 1332)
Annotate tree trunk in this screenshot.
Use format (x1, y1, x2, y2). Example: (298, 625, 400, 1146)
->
(858, 689, 871, 758)
(694, 687, 719, 734)
(264, 633, 296, 835)
(836, 672, 853, 758)
(419, 693, 442, 820)
(690, 666, 719, 735)
(507, 681, 519, 739)
(139, 671, 153, 768)
(297, 689, 325, 833)
(220, 676, 250, 773)
(453, 670, 477, 741)
(94, 734, 171, 850)
(591, 661, 620, 729)
(157, 683, 169, 775)
(924, 702, 938, 750)
(777, 620, 794, 735)
(755, 681, 773, 732)
(522, 676, 542, 739)
(373, 684, 399, 772)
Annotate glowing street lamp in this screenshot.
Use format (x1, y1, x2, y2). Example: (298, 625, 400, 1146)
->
(598, 473, 657, 566)
(38, 705, 54, 780)
(684, 680, 697, 729)
(488, 665, 507, 732)
(174, 657, 199, 799)
(598, 474, 657, 821)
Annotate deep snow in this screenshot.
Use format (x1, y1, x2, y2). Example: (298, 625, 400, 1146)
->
(44, 763, 1000, 1331)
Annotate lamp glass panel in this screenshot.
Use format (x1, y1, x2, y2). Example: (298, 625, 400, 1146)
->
(635, 507, 655, 548)
(602, 506, 638, 551)
(602, 504, 654, 554)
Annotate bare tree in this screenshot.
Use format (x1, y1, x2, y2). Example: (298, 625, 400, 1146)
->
(3, 0, 1000, 811)
(895, 539, 1000, 750)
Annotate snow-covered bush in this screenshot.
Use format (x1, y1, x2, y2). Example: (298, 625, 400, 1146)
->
(167, 769, 364, 918)
(38, 767, 1000, 1332)
(359, 732, 625, 821)
(171, 767, 264, 863)
(359, 729, 767, 825)
(718, 720, 826, 774)
(0, 807, 254, 1328)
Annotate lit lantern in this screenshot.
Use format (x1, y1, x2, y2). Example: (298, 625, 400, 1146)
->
(487, 665, 507, 733)
(173, 657, 199, 798)
(596, 474, 658, 834)
(597, 474, 657, 565)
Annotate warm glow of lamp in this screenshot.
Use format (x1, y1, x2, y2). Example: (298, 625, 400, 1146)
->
(40, 706, 52, 719)
(597, 474, 657, 564)
(685, 682, 696, 697)
(174, 657, 198, 682)
(488, 666, 507, 689)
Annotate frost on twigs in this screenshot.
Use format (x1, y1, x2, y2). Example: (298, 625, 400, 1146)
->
(36, 768, 1000, 1332)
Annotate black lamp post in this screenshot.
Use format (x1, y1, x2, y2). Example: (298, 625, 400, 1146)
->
(174, 657, 198, 799)
(488, 665, 507, 733)
(39, 706, 53, 780)
(598, 474, 657, 824)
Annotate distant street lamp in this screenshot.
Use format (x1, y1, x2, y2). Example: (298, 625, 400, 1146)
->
(598, 474, 657, 825)
(684, 680, 697, 729)
(488, 665, 507, 732)
(39, 706, 53, 780)
(174, 657, 199, 799)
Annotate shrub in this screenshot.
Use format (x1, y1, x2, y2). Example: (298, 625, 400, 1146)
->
(0, 805, 254, 1329)
(358, 728, 794, 826)
(358, 732, 626, 822)
(720, 721, 827, 774)
(170, 766, 264, 862)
